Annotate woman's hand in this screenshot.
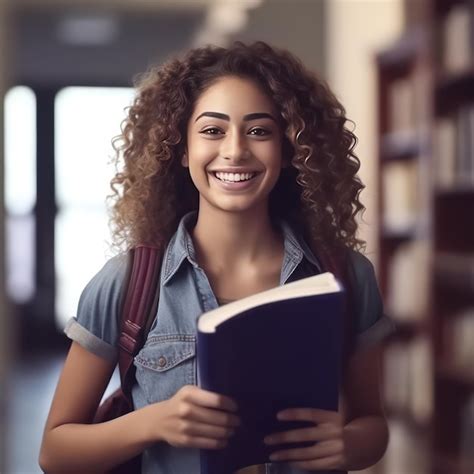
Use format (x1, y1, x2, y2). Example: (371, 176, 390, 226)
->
(263, 408, 347, 471)
(145, 385, 241, 450)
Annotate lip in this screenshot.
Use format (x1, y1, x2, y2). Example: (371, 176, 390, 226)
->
(210, 169, 261, 174)
(209, 171, 261, 191)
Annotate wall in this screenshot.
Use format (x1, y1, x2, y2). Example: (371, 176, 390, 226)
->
(326, 0, 404, 265)
(227, 0, 326, 74)
(0, 0, 11, 469)
(12, 7, 205, 86)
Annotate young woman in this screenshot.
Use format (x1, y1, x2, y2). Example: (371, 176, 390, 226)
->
(40, 41, 395, 473)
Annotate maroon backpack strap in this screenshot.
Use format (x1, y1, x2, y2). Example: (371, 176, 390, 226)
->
(117, 244, 164, 396)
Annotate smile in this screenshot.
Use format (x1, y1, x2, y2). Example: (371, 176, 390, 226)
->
(210, 171, 261, 191)
(213, 171, 257, 182)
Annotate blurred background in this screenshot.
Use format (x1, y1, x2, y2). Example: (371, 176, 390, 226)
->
(0, 0, 473, 472)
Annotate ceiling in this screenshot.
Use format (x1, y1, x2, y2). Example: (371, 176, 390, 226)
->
(10, 2, 209, 86)
(11, 0, 212, 13)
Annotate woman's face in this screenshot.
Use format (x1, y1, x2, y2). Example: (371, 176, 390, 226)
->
(184, 75, 286, 215)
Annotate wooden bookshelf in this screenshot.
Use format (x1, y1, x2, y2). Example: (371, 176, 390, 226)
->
(376, 0, 474, 472)
(435, 68, 474, 114)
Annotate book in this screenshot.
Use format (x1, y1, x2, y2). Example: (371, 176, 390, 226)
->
(386, 240, 429, 321)
(388, 78, 416, 133)
(383, 337, 432, 425)
(442, 3, 473, 74)
(433, 116, 457, 188)
(196, 272, 344, 474)
(434, 107, 474, 189)
(382, 160, 419, 232)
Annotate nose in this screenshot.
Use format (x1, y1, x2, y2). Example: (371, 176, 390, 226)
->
(220, 128, 249, 162)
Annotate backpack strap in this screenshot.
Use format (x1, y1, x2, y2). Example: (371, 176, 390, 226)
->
(117, 244, 164, 397)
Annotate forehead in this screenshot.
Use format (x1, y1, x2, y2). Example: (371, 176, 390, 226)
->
(192, 76, 276, 116)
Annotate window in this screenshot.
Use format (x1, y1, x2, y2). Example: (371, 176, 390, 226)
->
(4, 86, 36, 303)
(54, 87, 134, 327)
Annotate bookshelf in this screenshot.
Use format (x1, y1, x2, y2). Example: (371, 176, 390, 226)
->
(376, 26, 433, 442)
(376, 0, 474, 472)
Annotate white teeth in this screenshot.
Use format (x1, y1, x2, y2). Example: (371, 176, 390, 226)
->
(214, 172, 256, 182)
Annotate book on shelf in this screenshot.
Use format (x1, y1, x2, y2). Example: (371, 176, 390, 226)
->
(388, 78, 417, 132)
(196, 272, 344, 474)
(441, 2, 474, 74)
(433, 117, 457, 187)
(457, 106, 474, 186)
(384, 336, 433, 425)
(409, 337, 433, 425)
(449, 307, 474, 373)
(386, 240, 430, 322)
(460, 393, 474, 460)
(382, 160, 419, 232)
(384, 342, 410, 412)
(433, 107, 474, 188)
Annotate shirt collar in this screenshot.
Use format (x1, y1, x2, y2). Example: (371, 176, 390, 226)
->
(162, 210, 321, 286)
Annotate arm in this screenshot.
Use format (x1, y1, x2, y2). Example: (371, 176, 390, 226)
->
(39, 342, 240, 473)
(39, 342, 153, 472)
(340, 343, 389, 470)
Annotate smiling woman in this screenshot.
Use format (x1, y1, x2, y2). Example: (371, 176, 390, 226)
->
(39, 41, 394, 474)
(182, 75, 286, 220)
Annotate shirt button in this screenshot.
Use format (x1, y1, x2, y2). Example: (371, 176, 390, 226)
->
(158, 356, 167, 368)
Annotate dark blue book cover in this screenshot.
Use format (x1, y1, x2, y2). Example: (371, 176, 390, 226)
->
(197, 273, 344, 474)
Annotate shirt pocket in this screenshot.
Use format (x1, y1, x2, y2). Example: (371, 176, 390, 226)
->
(134, 334, 196, 405)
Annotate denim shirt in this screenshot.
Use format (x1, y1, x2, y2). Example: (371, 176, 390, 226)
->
(65, 210, 395, 474)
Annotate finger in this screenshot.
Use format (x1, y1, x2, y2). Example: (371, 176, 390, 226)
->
(270, 440, 343, 462)
(180, 420, 236, 440)
(175, 435, 228, 450)
(277, 408, 340, 423)
(264, 425, 341, 445)
(181, 386, 238, 412)
(179, 403, 241, 428)
(289, 454, 344, 470)
(269, 444, 318, 462)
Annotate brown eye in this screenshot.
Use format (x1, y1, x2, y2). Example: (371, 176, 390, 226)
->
(249, 128, 270, 136)
(200, 127, 223, 135)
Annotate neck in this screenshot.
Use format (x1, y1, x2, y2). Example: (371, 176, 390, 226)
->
(191, 202, 283, 273)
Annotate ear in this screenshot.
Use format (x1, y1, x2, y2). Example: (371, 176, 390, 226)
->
(181, 153, 189, 167)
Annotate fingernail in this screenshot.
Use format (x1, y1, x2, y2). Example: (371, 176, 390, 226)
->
(269, 453, 279, 461)
(263, 436, 272, 444)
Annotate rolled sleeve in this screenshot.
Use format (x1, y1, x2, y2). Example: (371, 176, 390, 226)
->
(64, 253, 129, 362)
(64, 317, 118, 362)
(349, 250, 396, 350)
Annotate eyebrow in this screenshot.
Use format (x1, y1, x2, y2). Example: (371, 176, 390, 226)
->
(194, 111, 277, 123)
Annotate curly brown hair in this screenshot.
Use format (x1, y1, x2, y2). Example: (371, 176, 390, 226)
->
(109, 40, 365, 257)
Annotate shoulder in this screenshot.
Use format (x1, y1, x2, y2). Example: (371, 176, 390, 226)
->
(77, 253, 129, 334)
(346, 249, 376, 278)
(78, 253, 130, 311)
(64, 253, 130, 361)
(345, 249, 380, 300)
(345, 249, 396, 347)
(346, 250, 380, 320)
